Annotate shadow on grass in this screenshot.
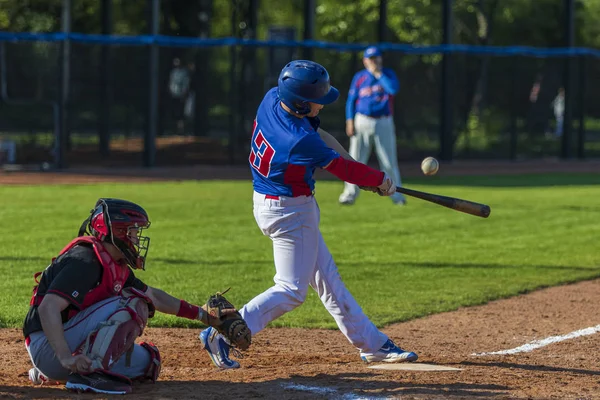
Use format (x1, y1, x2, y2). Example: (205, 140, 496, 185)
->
(0, 256, 270, 267)
(152, 258, 270, 266)
(461, 360, 600, 376)
(3, 257, 597, 274)
(339, 260, 600, 273)
(563, 205, 600, 212)
(0, 256, 48, 262)
(153, 259, 600, 274)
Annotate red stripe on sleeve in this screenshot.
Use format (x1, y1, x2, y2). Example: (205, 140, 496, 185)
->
(324, 157, 384, 187)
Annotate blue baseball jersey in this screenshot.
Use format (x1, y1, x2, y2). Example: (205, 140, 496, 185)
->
(345, 68, 400, 120)
(249, 88, 339, 197)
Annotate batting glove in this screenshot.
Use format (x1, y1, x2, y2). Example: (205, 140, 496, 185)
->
(376, 173, 396, 196)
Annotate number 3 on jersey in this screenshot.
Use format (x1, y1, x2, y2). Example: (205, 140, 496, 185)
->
(249, 120, 275, 177)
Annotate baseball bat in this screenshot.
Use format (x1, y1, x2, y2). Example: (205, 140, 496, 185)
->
(396, 186, 491, 218)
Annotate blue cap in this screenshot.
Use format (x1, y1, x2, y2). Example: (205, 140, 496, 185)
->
(363, 46, 382, 58)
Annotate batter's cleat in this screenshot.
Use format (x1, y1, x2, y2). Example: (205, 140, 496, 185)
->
(392, 193, 407, 206)
(65, 372, 132, 395)
(338, 196, 356, 206)
(360, 339, 418, 363)
(199, 327, 240, 369)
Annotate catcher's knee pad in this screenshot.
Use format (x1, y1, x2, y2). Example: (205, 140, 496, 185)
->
(78, 288, 154, 372)
(134, 342, 161, 383)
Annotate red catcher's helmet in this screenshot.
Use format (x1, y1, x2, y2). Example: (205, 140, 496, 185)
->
(81, 198, 151, 270)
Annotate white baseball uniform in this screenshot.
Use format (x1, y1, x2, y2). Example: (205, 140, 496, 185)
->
(240, 192, 387, 352)
(339, 67, 405, 205)
(240, 88, 390, 353)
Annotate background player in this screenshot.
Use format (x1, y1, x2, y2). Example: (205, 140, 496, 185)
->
(339, 46, 406, 206)
(199, 60, 418, 369)
(23, 198, 233, 394)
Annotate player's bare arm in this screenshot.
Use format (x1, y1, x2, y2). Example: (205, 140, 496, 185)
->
(144, 286, 183, 315)
(38, 294, 92, 373)
(145, 285, 238, 326)
(345, 74, 358, 137)
(345, 119, 355, 137)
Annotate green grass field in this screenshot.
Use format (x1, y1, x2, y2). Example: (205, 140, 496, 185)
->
(1, 174, 599, 331)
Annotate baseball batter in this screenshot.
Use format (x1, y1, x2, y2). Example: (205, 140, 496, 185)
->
(23, 198, 239, 394)
(200, 60, 418, 369)
(339, 46, 406, 206)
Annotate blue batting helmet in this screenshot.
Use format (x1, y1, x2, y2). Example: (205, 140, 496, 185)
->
(277, 60, 339, 115)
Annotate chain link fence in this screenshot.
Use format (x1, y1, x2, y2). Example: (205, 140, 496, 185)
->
(0, 36, 599, 168)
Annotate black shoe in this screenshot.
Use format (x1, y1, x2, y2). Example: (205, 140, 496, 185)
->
(65, 372, 132, 395)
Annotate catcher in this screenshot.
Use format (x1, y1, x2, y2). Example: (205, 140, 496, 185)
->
(22, 198, 250, 395)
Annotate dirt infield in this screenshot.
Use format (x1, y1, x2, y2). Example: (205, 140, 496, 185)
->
(1, 159, 599, 185)
(1, 279, 600, 399)
(1, 161, 599, 399)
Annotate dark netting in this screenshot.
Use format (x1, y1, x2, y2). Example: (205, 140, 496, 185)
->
(582, 56, 600, 158)
(1, 38, 598, 167)
(154, 45, 235, 165)
(385, 51, 442, 160)
(0, 41, 59, 165)
(68, 42, 149, 166)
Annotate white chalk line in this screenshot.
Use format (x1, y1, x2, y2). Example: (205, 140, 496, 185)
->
(472, 323, 600, 356)
(282, 383, 392, 400)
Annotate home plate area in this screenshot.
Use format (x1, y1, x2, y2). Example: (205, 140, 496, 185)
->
(2, 279, 600, 399)
(368, 363, 462, 372)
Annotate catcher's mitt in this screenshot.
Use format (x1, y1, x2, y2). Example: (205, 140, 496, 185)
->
(205, 289, 251, 350)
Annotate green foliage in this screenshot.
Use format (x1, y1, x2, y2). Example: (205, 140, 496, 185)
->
(0, 0, 596, 48)
(112, 0, 146, 35)
(315, 0, 379, 43)
(577, 0, 600, 48)
(0, 177, 599, 329)
(388, 0, 441, 45)
(0, 0, 60, 33)
(258, 1, 304, 40)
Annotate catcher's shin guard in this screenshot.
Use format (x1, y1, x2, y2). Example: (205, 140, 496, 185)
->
(77, 289, 154, 373)
(134, 342, 162, 382)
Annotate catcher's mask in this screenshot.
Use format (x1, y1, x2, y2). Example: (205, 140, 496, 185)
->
(79, 198, 151, 270)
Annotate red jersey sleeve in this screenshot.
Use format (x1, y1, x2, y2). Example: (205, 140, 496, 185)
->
(324, 157, 384, 187)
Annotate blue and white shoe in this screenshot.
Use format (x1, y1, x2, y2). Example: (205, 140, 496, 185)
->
(199, 327, 240, 369)
(392, 193, 407, 206)
(360, 339, 418, 363)
(338, 194, 356, 206)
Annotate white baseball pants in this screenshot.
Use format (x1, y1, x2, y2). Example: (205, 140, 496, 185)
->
(340, 113, 404, 203)
(240, 191, 388, 353)
(25, 297, 151, 382)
